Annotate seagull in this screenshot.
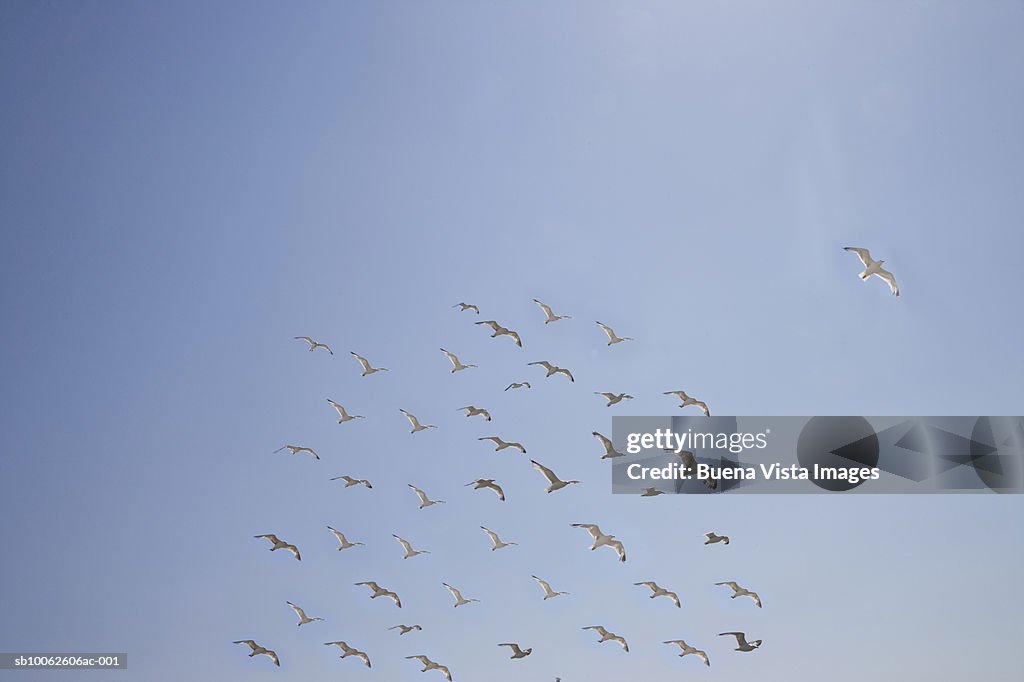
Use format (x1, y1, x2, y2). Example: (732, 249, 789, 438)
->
(330, 474, 373, 489)
(582, 625, 629, 652)
(453, 302, 480, 314)
(274, 444, 319, 460)
(704, 531, 730, 545)
(634, 581, 681, 608)
(401, 409, 437, 433)
(254, 534, 301, 560)
(295, 336, 333, 354)
(530, 459, 581, 493)
(354, 581, 402, 607)
(531, 575, 569, 600)
(458, 405, 491, 421)
(324, 641, 371, 668)
(663, 640, 710, 666)
(595, 321, 634, 345)
(844, 246, 900, 297)
(663, 391, 710, 416)
(504, 381, 531, 391)
(592, 431, 624, 459)
(663, 448, 718, 490)
(350, 351, 388, 376)
(715, 581, 762, 608)
(719, 631, 762, 652)
(408, 484, 446, 509)
(440, 348, 477, 373)
(286, 601, 324, 626)
(442, 582, 480, 607)
(478, 436, 526, 453)
(465, 478, 506, 501)
(475, 320, 523, 347)
(233, 640, 280, 666)
(571, 523, 626, 562)
(533, 299, 571, 324)
(641, 487, 664, 496)
(393, 534, 430, 559)
(405, 655, 452, 682)
(326, 526, 364, 550)
(326, 399, 364, 423)
(480, 526, 517, 551)
(595, 392, 634, 407)
(499, 642, 533, 659)
(389, 624, 423, 635)
(527, 360, 574, 382)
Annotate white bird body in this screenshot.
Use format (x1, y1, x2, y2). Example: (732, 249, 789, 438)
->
(531, 575, 569, 600)
(458, 405, 491, 421)
(254, 534, 301, 560)
(326, 399, 364, 423)
(406, 655, 452, 681)
(393, 534, 430, 559)
(582, 625, 629, 652)
(634, 581, 681, 608)
(326, 526, 364, 550)
(330, 474, 372, 489)
(350, 351, 389, 376)
(844, 246, 900, 296)
(408, 484, 446, 509)
(595, 391, 633, 406)
(716, 581, 762, 607)
(286, 601, 324, 625)
(592, 431, 624, 459)
(324, 641, 371, 668)
(528, 360, 574, 382)
(499, 642, 533, 659)
(719, 631, 762, 651)
(355, 581, 402, 607)
(478, 436, 526, 453)
(663, 640, 710, 666)
(442, 582, 480, 607)
(530, 459, 580, 493)
(572, 523, 626, 562)
(533, 299, 571, 323)
(475, 319, 523, 346)
(233, 640, 280, 666)
(466, 478, 506, 501)
(595, 321, 634, 345)
(401, 409, 437, 433)
(704, 531, 730, 545)
(480, 526, 517, 550)
(440, 348, 477, 372)
(295, 336, 333, 354)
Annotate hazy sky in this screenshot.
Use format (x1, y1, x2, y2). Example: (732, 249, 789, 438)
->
(2, 2, 1023, 680)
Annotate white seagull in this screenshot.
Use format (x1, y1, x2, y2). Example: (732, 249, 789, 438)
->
(389, 624, 423, 635)
(465, 478, 506, 501)
(663, 390, 710, 416)
(286, 601, 324, 625)
(663, 640, 710, 666)
(478, 436, 526, 454)
(274, 444, 319, 460)
(440, 348, 477, 372)
(844, 246, 900, 297)
(324, 641, 371, 668)
(254, 534, 301, 561)
(571, 523, 626, 562)
(531, 575, 569, 600)
(393, 534, 430, 559)
(582, 625, 629, 652)
(453, 302, 480, 314)
(499, 642, 533, 659)
(401, 409, 437, 433)
(533, 299, 571, 324)
(719, 631, 762, 652)
(634, 581, 681, 608)
(480, 526, 517, 551)
(530, 459, 581, 493)
(326, 399, 364, 423)
(350, 351, 388, 376)
(715, 581, 762, 608)
(233, 640, 280, 666)
(595, 392, 633, 407)
(458, 405, 491, 421)
(527, 360, 574, 382)
(592, 431, 624, 459)
(354, 581, 402, 607)
(294, 336, 333, 354)
(664, 448, 719, 490)
(504, 381, 531, 391)
(330, 474, 373, 489)
(408, 484, 446, 509)
(595, 321, 634, 345)
(704, 531, 730, 545)
(475, 320, 523, 347)
(442, 582, 480, 607)
(326, 526, 364, 550)
(405, 655, 452, 681)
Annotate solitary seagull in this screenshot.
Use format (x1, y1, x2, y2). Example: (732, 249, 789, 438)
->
(405, 655, 452, 682)
(295, 336, 333, 354)
(571, 523, 626, 562)
(663, 640, 710, 666)
(465, 478, 506, 501)
(401, 409, 437, 433)
(595, 321, 634, 345)
(233, 640, 280, 666)
(286, 601, 324, 626)
(453, 302, 480, 314)
(528, 360, 574, 382)
(331, 474, 373, 489)
(480, 526, 517, 551)
(354, 581, 402, 607)
(844, 246, 900, 296)
(458, 405, 491, 421)
(592, 431, 624, 459)
(663, 449, 718, 490)
(715, 581, 762, 608)
(504, 381, 531, 391)
(254, 534, 301, 561)
(641, 487, 664, 497)
(634, 581, 681, 608)
(530, 459, 581, 493)
(326, 399, 364, 423)
(663, 391, 710, 416)
(719, 631, 762, 652)
(274, 444, 319, 460)
(440, 348, 477, 373)
(475, 320, 523, 347)
(582, 626, 629, 652)
(531, 575, 569, 600)
(324, 641, 371, 668)
(326, 526, 364, 550)
(595, 392, 633, 407)
(350, 352, 388, 376)
(442, 582, 480, 607)
(478, 436, 526, 453)
(499, 642, 533, 659)
(704, 532, 730, 545)
(408, 484, 446, 509)
(393, 534, 430, 559)
(533, 299, 571, 324)
(389, 624, 423, 635)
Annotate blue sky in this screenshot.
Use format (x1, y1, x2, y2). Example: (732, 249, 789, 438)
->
(1, 2, 1023, 680)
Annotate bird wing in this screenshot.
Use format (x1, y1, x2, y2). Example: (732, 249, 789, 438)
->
(595, 321, 615, 339)
(489, 482, 506, 500)
(844, 246, 874, 267)
(876, 267, 900, 296)
(480, 526, 501, 545)
(609, 539, 627, 562)
(286, 602, 306, 619)
(716, 581, 740, 590)
(234, 640, 257, 650)
(532, 575, 553, 591)
(534, 299, 554, 317)
(475, 320, 500, 331)
(409, 485, 429, 504)
(255, 534, 280, 543)
(573, 523, 602, 540)
(530, 459, 559, 484)
(350, 352, 371, 370)
(393, 535, 414, 553)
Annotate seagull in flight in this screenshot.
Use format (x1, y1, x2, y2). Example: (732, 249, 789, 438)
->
(634, 581, 681, 608)
(453, 302, 480, 314)
(592, 431, 624, 459)
(572, 523, 626, 562)
(408, 484, 446, 509)
(719, 631, 762, 652)
(499, 642, 533, 659)
(478, 436, 526, 453)
(663, 390, 710, 416)
(354, 581, 402, 607)
(254, 534, 301, 560)
(704, 531, 730, 545)
(465, 478, 506, 501)
(389, 624, 423, 635)
(458, 405, 491, 421)
(595, 392, 633, 407)
(641, 487, 664, 497)
(844, 246, 900, 297)
(595, 321, 634, 345)
(294, 336, 333, 354)
(440, 348, 477, 372)
(582, 625, 629, 652)
(233, 640, 280, 666)
(274, 444, 319, 460)
(393, 534, 430, 559)
(324, 641, 371, 668)
(531, 575, 569, 600)
(663, 448, 719, 490)
(480, 526, 517, 551)
(350, 351, 388, 376)
(326, 399, 364, 423)
(401, 409, 437, 433)
(533, 299, 571, 324)
(715, 581, 762, 608)
(442, 582, 480, 607)
(286, 601, 324, 626)
(504, 381, 531, 391)
(330, 474, 373, 489)
(405, 655, 452, 681)
(326, 526, 364, 550)
(530, 459, 581, 493)
(475, 320, 523, 347)
(528, 360, 574, 382)
(663, 640, 710, 666)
